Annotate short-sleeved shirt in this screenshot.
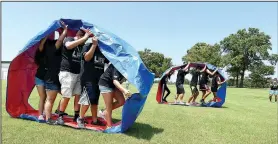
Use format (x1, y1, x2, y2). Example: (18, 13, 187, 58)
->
(98, 64, 125, 89)
(60, 37, 83, 74)
(176, 69, 188, 85)
(44, 39, 62, 85)
(270, 83, 278, 90)
(190, 69, 200, 86)
(161, 75, 171, 84)
(80, 43, 109, 83)
(211, 75, 220, 88)
(199, 72, 209, 85)
(35, 48, 47, 80)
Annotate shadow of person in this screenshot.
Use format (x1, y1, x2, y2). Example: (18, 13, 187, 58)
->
(112, 118, 164, 141)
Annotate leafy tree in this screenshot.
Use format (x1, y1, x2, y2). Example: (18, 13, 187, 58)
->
(220, 28, 272, 88)
(249, 62, 275, 88)
(139, 48, 173, 77)
(182, 42, 224, 67)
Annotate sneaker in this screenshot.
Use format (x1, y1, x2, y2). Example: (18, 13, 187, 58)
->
(179, 101, 185, 105)
(91, 119, 106, 126)
(98, 110, 106, 121)
(56, 116, 64, 125)
(162, 99, 168, 103)
(38, 115, 44, 121)
(77, 117, 85, 129)
(185, 102, 191, 106)
(46, 118, 57, 125)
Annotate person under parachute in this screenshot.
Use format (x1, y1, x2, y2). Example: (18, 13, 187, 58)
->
(161, 70, 174, 103)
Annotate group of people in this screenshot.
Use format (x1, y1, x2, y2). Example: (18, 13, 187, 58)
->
(161, 62, 226, 106)
(269, 78, 278, 102)
(34, 21, 131, 129)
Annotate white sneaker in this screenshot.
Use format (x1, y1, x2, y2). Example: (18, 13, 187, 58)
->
(179, 101, 185, 104)
(174, 100, 178, 104)
(98, 110, 106, 121)
(38, 115, 44, 121)
(186, 102, 191, 106)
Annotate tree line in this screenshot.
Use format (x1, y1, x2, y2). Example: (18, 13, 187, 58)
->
(138, 27, 278, 88)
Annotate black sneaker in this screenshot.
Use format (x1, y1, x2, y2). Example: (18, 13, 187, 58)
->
(162, 99, 168, 103)
(46, 118, 57, 125)
(56, 116, 65, 125)
(77, 117, 85, 129)
(91, 119, 106, 126)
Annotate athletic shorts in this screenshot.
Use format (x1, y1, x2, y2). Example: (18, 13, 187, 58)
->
(269, 90, 278, 95)
(35, 77, 45, 86)
(79, 82, 100, 105)
(176, 84, 185, 94)
(190, 85, 198, 95)
(99, 85, 114, 94)
(45, 82, 61, 91)
(211, 87, 218, 93)
(59, 71, 81, 98)
(199, 84, 209, 91)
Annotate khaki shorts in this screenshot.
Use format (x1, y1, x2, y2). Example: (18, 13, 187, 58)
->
(59, 71, 81, 98)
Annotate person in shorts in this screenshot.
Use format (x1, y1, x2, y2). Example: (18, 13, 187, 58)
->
(56, 28, 93, 125)
(187, 65, 205, 105)
(76, 37, 109, 128)
(34, 40, 47, 121)
(269, 78, 278, 102)
(174, 62, 190, 104)
(42, 21, 68, 124)
(199, 67, 218, 105)
(98, 64, 130, 129)
(209, 72, 226, 102)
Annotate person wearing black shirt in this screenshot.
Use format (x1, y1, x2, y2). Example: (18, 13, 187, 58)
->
(199, 67, 218, 105)
(209, 72, 226, 102)
(187, 65, 205, 105)
(76, 37, 109, 128)
(41, 21, 68, 124)
(98, 64, 130, 129)
(56, 28, 93, 125)
(34, 40, 47, 121)
(162, 70, 174, 103)
(175, 63, 190, 104)
(269, 79, 278, 102)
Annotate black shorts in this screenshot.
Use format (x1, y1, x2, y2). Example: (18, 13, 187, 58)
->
(176, 84, 185, 94)
(80, 81, 100, 105)
(199, 83, 209, 91)
(211, 87, 218, 92)
(190, 85, 198, 95)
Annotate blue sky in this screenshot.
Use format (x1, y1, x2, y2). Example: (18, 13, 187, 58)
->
(2, 2, 278, 77)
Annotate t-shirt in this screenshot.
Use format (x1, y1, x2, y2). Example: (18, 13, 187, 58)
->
(80, 43, 109, 83)
(199, 72, 209, 85)
(211, 75, 220, 88)
(44, 39, 62, 85)
(60, 37, 83, 74)
(161, 75, 170, 84)
(98, 64, 125, 89)
(190, 69, 200, 86)
(34, 48, 47, 80)
(270, 83, 278, 90)
(176, 69, 188, 85)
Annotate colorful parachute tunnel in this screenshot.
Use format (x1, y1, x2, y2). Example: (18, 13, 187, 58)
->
(156, 62, 227, 108)
(6, 19, 155, 133)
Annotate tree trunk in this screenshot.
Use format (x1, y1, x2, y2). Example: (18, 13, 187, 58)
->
(239, 69, 245, 88)
(236, 72, 239, 88)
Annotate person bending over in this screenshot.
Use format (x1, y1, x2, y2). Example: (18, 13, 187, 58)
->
(187, 65, 205, 105)
(209, 72, 226, 102)
(42, 21, 68, 124)
(199, 67, 218, 105)
(269, 79, 278, 102)
(56, 28, 92, 125)
(162, 70, 174, 103)
(98, 64, 131, 129)
(77, 37, 109, 128)
(175, 62, 190, 104)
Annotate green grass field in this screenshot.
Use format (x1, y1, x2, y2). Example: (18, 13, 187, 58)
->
(2, 80, 277, 144)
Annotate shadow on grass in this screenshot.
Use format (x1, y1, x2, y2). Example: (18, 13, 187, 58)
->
(117, 119, 164, 141)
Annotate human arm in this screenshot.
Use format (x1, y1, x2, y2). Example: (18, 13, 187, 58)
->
(55, 21, 68, 49)
(200, 65, 207, 73)
(38, 37, 47, 52)
(65, 28, 92, 49)
(206, 68, 218, 75)
(84, 37, 98, 62)
(183, 62, 191, 71)
(217, 77, 226, 85)
(112, 70, 131, 97)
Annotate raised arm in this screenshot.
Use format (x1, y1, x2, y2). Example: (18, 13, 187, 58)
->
(206, 68, 218, 76)
(65, 28, 92, 49)
(217, 77, 226, 85)
(183, 62, 191, 70)
(55, 21, 68, 49)
(38, 37, 47, 52)
(84, 37, 98, 62)
(200, 65, 207, 72)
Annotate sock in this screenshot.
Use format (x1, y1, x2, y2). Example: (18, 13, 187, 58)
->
(74, 111, 80, 117)
(59, 111, 65, 117)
